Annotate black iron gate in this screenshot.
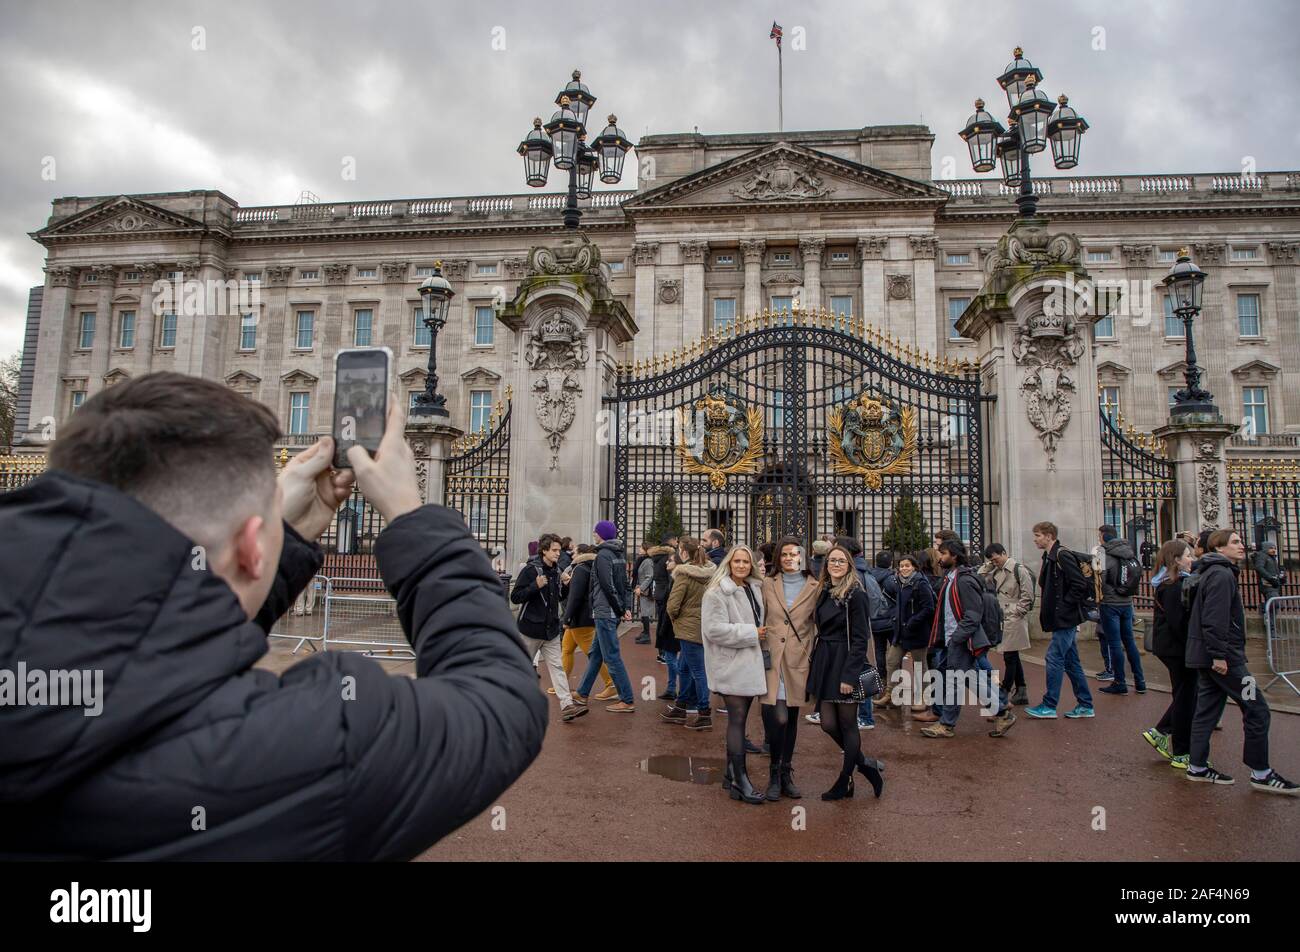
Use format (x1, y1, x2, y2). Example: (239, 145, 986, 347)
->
(1099, 409, 1176, 608)
(444, 396, 512, 559)
(601, 310, 986, 557)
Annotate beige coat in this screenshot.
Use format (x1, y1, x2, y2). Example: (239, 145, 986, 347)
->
(700, 576, 768, 697)
(979, 557, 1035, 653)
(666, 563, 715, 644)
(759, 573, 818, 706)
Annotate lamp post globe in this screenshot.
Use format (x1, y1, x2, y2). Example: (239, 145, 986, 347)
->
(1162, 249, 1216, 418)
(411, 262, 455, 418)
(959, 99, 1004, 174)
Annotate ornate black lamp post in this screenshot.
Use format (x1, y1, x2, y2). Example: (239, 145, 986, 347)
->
(958, 48, 1089, 218)
(518, 70, 632, 229)
(410, 261, 454, 418)
(1162, 248, 1215, 418)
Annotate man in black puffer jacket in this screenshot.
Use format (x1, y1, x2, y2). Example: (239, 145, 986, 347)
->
(0, 373, 548, 859)
(1185, 529, 1297, 793)
(512, 533, 585, 722)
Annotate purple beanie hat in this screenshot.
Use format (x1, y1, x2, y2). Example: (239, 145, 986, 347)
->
(594, 520, 618, 541)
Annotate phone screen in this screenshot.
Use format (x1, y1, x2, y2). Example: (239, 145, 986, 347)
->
(333, 348, 390, 468)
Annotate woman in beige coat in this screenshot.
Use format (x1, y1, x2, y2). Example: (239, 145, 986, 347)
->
(701, 545, 768, 805)
(978, 543, 1035, 705)
(663, 537, 718, 730)
(758, 535, 818, 801)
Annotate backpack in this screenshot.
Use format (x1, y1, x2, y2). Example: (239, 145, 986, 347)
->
(1064, 549, 1102, 614)
(981, 581, 1004, 647)
(1012, 560, 1037, 612)
(1106, 550, 1143, 598)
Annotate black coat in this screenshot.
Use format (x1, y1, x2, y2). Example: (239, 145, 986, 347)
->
(1038, 541, 1089, 631)
(1152, 575, 1189, 660)
(562, 555, 597, 629)
(648, 546, 675, 604)
(0, 471, 547, 860)
(813, 586, 871, 687)
(511, 557, 562, 640)
(891, 573, 936, 650)
(1186, 553, 1247, 668)
(927, 566, 989, 652)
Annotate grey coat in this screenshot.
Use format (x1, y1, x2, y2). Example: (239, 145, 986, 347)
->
(700, 575, 768, 696)
(589, 539, 629, 620)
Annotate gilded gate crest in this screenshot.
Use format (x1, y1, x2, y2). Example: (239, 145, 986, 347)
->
(828, 389, 917, 488)
(677, 386, 763, 489)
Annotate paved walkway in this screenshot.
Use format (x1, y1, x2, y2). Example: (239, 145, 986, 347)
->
(257, 622, 1300, 862)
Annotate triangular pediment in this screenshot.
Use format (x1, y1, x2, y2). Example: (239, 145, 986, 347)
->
(102, 368, 131, 385)
(1230, 359, 1280, 378)
(460, 366, 502, 384)
(623, 142, 948, 214)
(280, 368, 319, 387)
(33, 197, 207, 241)
(398, 367, 428, 383)
(1096, 360, 1131, 378)
(225, 370, 262, 387)
(1156, 360, 1190, 379)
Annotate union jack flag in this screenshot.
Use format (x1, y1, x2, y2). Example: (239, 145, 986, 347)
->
(770, 21, 783, 47)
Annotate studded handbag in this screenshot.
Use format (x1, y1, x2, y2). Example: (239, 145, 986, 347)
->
(846, 597, 884, 702)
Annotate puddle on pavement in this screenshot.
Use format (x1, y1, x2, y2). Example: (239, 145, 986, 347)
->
(640, 754, 727, 785)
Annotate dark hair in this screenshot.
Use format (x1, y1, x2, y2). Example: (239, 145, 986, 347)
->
(1197, 529, 1213, 553)
(1099, 524, 1118, 541)
(938, 539, 968, 566)
(1208, 528, 1237, 551)
(897, 554, 918, 571)
(1032, 521, 1058, 539)
(538, 533, 562, 553)
(933, 529, 959, 543)
(677, 536, 708, 566)
(983, 542, 1006, 559)
(771, 535, 808, 577)
(576, 543, 596, 554)
(758, 541, 775, 564)
(835, 536, 863, 556)
(560, 536, 572, 549)
(49, 372, 279, 547)
(911, 549, 934, 574)
(874, 550, 893, 569)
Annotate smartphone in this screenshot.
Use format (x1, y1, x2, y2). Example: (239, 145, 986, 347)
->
(332, 346, 392, 468)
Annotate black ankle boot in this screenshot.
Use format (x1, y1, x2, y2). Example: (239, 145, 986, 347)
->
(780, 763, 802, 799)
(820, 771, 855, 801)
(856, 754, 884, 798)
(722, 758, 734, 792)
(729, 755, 765, 804)
(764, 763, 782, 801)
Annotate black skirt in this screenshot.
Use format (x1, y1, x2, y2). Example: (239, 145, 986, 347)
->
(808, 638, 855, 703)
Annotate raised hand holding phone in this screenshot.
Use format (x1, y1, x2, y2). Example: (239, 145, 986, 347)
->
(348, 404, 423, 523)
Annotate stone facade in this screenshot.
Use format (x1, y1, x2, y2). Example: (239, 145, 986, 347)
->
(15, 127, 1300, 464)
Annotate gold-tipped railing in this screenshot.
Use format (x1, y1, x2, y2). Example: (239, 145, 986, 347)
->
(449, 384, 514, 456)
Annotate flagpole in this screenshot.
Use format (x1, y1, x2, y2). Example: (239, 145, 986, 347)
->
(777, 40, 784, 132)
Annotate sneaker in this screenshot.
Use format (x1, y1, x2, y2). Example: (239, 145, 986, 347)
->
(659, 705, 687, 724)
(594, 685, 620, 701)
(1064, 705, 1095, 719)
(1135, 684, 1148, 695)
(804, 711, 821, 725)
(857, 718, 875, 731)
(1096, 670, 1115, 682)
(1141, 727, 1167, 754)
(655, 657, 667, 665)
(571, 693, 589, 707)
(546, 687, 557, 695)
(989, 711, 1017, 737)
(921, 722, 955, 738)
(1169, 754, 1189, 770)
(560, 704, 588, 722)
(1025, 705, 1057, 719)
(605, 701, 636, 714)
(1100, 684, 1128, 695)
(657, 690, 676, 701)
(1249, 770, 1300, 796)
(1009, 687, 1030, 706)
(716, 707, 729, 715)
(685, 711, 713, 731)
(1186, 766, 1234, 785)
(634, 635, 651, 645)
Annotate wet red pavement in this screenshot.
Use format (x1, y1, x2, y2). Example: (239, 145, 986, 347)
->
(413, 624, 1300, 862)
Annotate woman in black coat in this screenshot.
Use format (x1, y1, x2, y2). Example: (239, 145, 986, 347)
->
(1146, 539, 1196, 767)
(885, 553, 937, 720)
(807, 543, 885, 802)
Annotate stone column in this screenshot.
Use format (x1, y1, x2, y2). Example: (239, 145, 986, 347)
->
(22, 265, 75, 444)
(799, 236, 825, 312)
(1153, 420, 1238, 534)
(632, 241, 658, 363)
(260, 266, 293, 408)
(88, 265, 117, 395)
(1119, 243, 1156, 425)
(135, 263, 161, 374)
(405, 420, 464, 506)
(740, 238, 766, 317)
(1192, 242, 1229, 416)
(910, 235, 938, 357)
(1266, 241, 1299, 427)
(679, 239, 708, 346)
(858, 236, 886, 332)
(957, 217, 1103, 559)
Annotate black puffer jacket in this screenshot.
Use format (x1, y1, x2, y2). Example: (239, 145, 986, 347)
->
(891, 573, 936, 650)
(511, 556, 562, 640)
(1185, 553, 1246, 669)
(0, 471, 547, 860)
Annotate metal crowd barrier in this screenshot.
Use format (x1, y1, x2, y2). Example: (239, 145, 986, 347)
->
(322, 576, 415, 662)
(268, 575, 329, 653)
(1264, 595, 1300, 697)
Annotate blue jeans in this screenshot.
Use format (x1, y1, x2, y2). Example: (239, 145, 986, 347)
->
(938, 648, 1006, 726)
(578, 617, 634, 703)
(1099, 603, 1145, 690)
(858, 693, 874, 726)
(1043, 627, 1094, 710)
(675, 641, 709, 712)
(663, 649, 680, 694)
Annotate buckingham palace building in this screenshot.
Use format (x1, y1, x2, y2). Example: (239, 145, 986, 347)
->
(12, 123, 1300, 461)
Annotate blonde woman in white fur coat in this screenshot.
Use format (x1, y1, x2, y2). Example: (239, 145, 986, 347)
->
(700, 545, 768, 805)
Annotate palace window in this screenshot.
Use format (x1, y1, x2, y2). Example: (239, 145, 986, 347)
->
(160, 312, 177, 348)
(415, 266, 434, 277)
(713, 298, 736, 334)
(1231, 246, 1259, 261)
(84, 272, 98, 283)
(771, 295, 793, 325)
(831, 250, 851, 263)
(945, 252, 971, 266)
(289, 392, 311, 435)
(474, 306, 495, 346)
(1243, 387, 1269, 436)
(1237, 293, 1261, 337)
(71, 390, 86, 413)
(772, 390, 786, 429)
(830, 296, 853, 329)
(1104, 503, 1125, 532)
(239, 313, 257, 350)
(295, 311, 314, 349)
(948, 405, 969, 438)
(773, 252, 792, 263)
(299, 270, 318, 281)
(353, 309, 373, 346)
(244, 272, 261, 282)
(470, 390, 493, 433)
(476, 263, 498, 275)
(1163, 296, 1184, 338)
(78, 312, 95, 349)
(609, 260, 625, 272)
(122, 270, 141, 281)
(409, 391, 422, 410)
(715, 254, 734, 266)
(1100, 386, 1121, 423)
(1086, 250, 1113, 263)
(413, 307, 432, 347)
(948, 297, 971, 341)
(1168, 387, 1180, 408)
(707, 509, 733, 535)
(356, 268, 376, 280)
(952, 505, 971, 544)
(834, 510, 859, 539)
(1157, 250, 1177, 263)
(117, 311, 135, 349)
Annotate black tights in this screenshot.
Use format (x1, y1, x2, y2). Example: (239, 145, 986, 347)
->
(760, 701, 800, 765)
(722, 695, 755, 760)
(818, 701, 862, 777)
(1003, 651, 1026, 690)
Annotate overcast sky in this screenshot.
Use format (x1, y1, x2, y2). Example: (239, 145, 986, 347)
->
(2, 0, 1297, 357)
